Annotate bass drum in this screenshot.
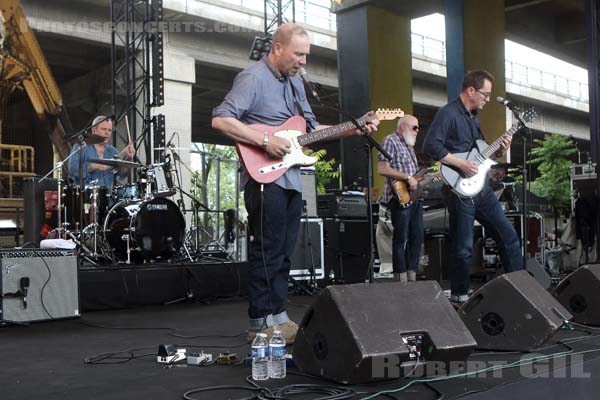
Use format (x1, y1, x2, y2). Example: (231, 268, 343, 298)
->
(104, 197, 185, 262)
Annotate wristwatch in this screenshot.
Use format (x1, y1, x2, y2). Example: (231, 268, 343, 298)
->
(262, 133, 269, 148)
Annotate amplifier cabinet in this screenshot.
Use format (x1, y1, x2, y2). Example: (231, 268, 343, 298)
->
(1, 250, 79, 323)
(290, 218, 324, 281)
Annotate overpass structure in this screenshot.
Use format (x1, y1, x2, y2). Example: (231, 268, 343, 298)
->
(0, 0, 592, 187)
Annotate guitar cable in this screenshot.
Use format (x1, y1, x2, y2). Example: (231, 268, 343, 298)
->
(257, 183, 274, 331)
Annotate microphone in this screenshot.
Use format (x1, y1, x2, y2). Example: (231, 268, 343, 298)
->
(20, 277, 30, 309)
(496, 96, 520, 111)
(298, 67, 321, 103)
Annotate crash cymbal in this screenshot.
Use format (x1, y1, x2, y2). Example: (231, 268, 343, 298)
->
(66, 133, 105, 145)
(88, 158, 142, 169)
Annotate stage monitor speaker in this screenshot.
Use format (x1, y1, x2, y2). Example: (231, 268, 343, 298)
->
(554, 264, 600, 325)
(292, 281, 477, 384)
(458, 270, 571, 351)
(1, 250, 79, 323)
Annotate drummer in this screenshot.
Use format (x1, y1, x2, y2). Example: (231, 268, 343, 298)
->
(68, 116, 136, 188)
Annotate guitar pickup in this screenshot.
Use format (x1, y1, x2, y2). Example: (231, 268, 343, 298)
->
(259, 162, 287, 175)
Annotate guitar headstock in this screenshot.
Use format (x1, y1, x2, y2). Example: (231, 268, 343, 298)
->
(522, 107, 538, 123)
(374, 108, 404, 121)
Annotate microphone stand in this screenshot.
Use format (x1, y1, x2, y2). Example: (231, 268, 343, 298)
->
(303, 81, 392, 284)
(512, 109, 530, 267)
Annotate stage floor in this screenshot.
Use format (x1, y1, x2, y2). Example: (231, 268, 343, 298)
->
(2, 291, 600, 400)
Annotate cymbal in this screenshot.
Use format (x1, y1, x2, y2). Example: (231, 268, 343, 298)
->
(88, 158, 142, 169)
(66, 133, 105, 145)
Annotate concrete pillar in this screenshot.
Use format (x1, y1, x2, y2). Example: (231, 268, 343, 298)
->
(445, 0, 507, 148)
(336, 6, 413, 194)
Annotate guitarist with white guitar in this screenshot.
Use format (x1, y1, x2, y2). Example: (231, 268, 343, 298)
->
(422, 70, 524, 307)
(212, 23, 380, 344)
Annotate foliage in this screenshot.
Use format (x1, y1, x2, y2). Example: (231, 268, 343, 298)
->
(191, 144, 244, 238)
(308, 149, 339, 194)
(527, 134, 577, 212)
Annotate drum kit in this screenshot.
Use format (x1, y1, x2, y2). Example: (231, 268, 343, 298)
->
(59, 159, 185, 264)
(40, 131, 189, 265)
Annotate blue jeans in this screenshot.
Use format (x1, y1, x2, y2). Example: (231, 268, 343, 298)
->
(389, 199, 424, 273)
(447, 185, 523, 296)
(244, 180, 302, 330)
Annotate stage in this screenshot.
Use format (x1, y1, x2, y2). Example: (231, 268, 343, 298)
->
(2, 270, 600, 400)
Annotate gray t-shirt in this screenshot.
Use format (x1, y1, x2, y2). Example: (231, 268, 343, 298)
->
(212, 57, 318, 191)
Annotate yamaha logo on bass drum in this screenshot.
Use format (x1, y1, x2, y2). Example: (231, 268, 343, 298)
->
(146, 204, 169, 211)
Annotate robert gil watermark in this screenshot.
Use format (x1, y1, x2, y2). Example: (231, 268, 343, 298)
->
(372, 354, 592, 379)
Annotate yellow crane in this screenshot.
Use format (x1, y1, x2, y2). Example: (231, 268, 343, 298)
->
(0, 0, 72, 161)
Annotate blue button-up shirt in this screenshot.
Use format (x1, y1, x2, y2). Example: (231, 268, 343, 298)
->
(212, 57, 318, 191)
(422, 97, 484, 162)
(378, 132, 419, 204)
(68, 143, 120, 187)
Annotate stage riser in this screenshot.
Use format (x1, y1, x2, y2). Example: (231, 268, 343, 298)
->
(79, 262, 249, 311)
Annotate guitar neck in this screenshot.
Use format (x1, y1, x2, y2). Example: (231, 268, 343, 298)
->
(480, 124, 520, 159)
(297, 117, 370, 146)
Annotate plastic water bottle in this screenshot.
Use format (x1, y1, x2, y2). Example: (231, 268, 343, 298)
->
(251, 333, 269, 380)
(268, 329, 286, 379)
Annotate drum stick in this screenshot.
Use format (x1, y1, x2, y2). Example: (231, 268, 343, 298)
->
(124, 115, 133, 144)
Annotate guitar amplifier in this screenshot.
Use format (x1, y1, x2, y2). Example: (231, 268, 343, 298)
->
(300, 168, 318, 217)
(317, 193, 367, 219)
(1, 249, 79, 323)
(290, 218, 324, 281)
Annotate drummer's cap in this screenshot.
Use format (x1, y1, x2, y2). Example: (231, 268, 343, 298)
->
(92, 115, 113, 129)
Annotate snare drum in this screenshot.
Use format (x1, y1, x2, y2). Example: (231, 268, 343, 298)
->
(103, 197, 185, 262)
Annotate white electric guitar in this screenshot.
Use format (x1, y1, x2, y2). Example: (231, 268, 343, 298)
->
(440, 108, 537, 197)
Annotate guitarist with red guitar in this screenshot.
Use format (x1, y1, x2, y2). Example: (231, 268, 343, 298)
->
(212, 23, 380, 345)
(421, 70, 524, 307)
(377, 115, 424, 283)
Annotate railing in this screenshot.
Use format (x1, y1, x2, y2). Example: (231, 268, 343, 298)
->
(505, 60, 588, 102)
(411, 33, 446, 62)
(221, 0, 336, 31)
(410, 32, 589, 103)
(0, 144, 36, 198)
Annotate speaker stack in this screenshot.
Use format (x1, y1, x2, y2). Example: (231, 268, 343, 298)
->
(293, 281, 477, 384)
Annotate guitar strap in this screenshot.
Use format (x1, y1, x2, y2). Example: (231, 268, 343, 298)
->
(289, 80, 315, 133)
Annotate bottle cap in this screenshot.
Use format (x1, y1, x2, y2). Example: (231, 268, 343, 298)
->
(273, 330, 281, 335)
(257, 333, 267, 337)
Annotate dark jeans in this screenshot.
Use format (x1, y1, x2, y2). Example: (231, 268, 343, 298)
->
(447, 185, 524, 296)
(244, 180, 302, 325)
(389, 199, 424, 273)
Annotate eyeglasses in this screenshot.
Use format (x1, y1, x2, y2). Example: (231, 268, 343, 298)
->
(477, 89, 492, 99)
(412, 125, 419, 132)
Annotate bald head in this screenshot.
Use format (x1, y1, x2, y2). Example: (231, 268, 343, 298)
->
(396, 115, 418, 132)
(268, 23, 311, 77)
(271, 23, 309, 47)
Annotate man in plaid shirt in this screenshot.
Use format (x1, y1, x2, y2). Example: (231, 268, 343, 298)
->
(377, 115, 423, 282)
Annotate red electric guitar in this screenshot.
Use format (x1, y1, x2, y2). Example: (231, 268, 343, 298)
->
(236, 108, 404, 184)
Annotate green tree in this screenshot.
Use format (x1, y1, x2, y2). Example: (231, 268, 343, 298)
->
(191, 144, 243, 244)
(310, 149, 340, 194)
(528, 134, 577, 244)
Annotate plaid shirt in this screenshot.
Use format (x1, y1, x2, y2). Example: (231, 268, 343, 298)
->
(378, 132, 419, 204)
